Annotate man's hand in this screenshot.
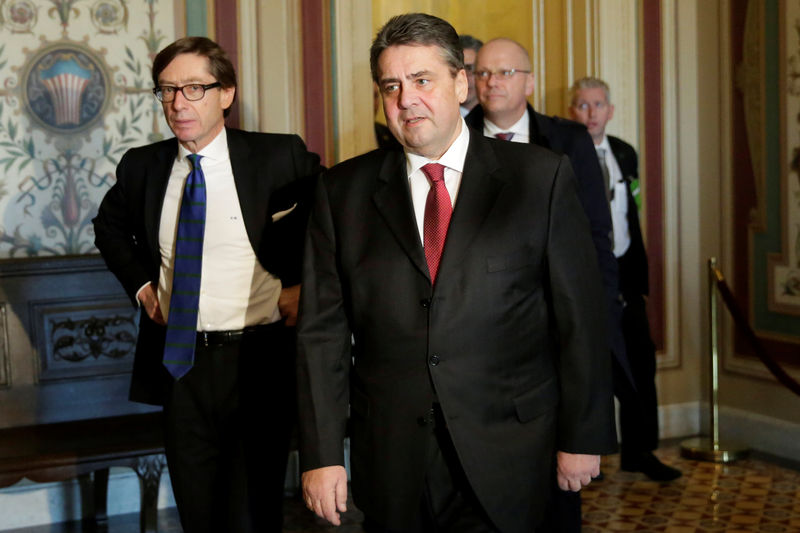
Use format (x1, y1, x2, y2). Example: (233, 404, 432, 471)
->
(556, 452, 600, 492)
(302, 465, 348, 525)
(278, 284, 301, 326)
(138, 283, 165, 325)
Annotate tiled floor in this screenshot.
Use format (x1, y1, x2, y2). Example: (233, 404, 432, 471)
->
(12, 446, 800, 532)
(582, 447, 800, 532)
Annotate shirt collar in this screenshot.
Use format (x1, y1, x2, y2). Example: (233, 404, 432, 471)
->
(406, 118, 470, 177)
(595, 134, 611, 152)
(177, 127, 229, 164)
(483, 110, 529, 138)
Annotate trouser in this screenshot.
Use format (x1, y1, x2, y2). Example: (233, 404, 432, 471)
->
(363, 405, 499, 533)
(162, 322, 295, 533)
(615, 292, 659, 453)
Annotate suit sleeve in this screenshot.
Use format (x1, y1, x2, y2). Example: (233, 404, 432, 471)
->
(547, 155, 617, 453)
(262, 134, 324, 287)
(92, 151, 152, 307)
(296, 176, 352, 472)
(570, 130, 628, 373)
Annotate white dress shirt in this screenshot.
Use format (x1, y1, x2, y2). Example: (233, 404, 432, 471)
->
(596, 136, 631, 258)
(483, 111, 530, 144)
(406, 119, 470, 244)
(156, 128, 283, 331)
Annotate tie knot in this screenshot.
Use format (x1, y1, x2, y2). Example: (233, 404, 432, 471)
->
(494, 132, 514, 141)
(596, 147, 606, 158)
(421, 163, 445, 183)
(186, 153, 203, 170)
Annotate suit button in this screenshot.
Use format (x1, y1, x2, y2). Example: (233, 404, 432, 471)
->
(420, 298, 431, 308)
(429, 355, 440, 366)
(417, 408, 435, 426)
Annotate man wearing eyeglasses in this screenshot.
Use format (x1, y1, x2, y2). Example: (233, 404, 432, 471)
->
(465, 38, 628, 532)
(92, 36, 322, 533)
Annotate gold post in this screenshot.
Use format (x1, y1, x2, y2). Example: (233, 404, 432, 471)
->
(680, 258, 749, 463)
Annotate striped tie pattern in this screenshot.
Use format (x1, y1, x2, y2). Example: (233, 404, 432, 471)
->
(163, 153, 206, 379)
(422, 163, 452, 285)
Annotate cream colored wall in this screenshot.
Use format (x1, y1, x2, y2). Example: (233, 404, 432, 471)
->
(238, 0, 305, 136)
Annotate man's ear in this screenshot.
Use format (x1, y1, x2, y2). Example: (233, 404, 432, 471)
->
(524, 73, 535, 97)
(221, 86, 236, 110)
(455, 69, 468, 104)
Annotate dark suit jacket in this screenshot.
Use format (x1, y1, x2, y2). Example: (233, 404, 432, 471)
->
(296, 131, 616, 533)
(466, 104, 631, 382)
(607, 135, 648, 297)
(93, 128, 322, 405)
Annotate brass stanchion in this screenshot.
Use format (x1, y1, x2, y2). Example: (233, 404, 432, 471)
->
(680, 258, 749, 463)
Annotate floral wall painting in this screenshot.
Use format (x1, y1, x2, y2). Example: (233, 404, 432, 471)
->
(0, 0, 176, 258)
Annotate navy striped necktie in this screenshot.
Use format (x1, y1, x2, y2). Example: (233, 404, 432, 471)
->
(163, 153, 206, 379)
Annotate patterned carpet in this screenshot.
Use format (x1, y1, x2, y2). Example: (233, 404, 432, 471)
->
(582, 447, 800, 532)
(13, 446, 800, 532)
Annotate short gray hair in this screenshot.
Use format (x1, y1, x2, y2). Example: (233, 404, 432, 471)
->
(370, 13, 464, 82)
(570, 76, 611, 106)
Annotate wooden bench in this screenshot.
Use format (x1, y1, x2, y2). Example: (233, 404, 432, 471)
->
(0, 412, 166, 532)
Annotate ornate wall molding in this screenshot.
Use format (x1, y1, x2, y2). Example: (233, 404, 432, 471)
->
(767, 0, 800, 317)
(656, 0, 682, 369)
(30, 296, 137, 383)
(0, 303, 8, 388)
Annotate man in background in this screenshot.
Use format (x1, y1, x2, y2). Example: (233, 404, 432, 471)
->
(93, 37, 322, 532)
(570, 76, 681, 482)
(459, 34, 483, 117)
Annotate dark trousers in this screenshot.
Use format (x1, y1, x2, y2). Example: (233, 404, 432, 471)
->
(162, 323, 296, 533)
(614, 294, 659, 453)
(363, 406, 499, 533)
(541, 489, 581, 533)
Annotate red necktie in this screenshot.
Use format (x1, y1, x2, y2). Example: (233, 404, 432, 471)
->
(494, 132, 514, 141)
(422, 163, 452, 285)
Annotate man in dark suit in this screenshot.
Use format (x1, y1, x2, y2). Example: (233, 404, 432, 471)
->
(466, 37, 628, 531)
(570, 76, 681, 481)
(92, 37, 322, 532)
(458, 34, 483, 117)
(466, 38, 626, 381)
(297, 13, 616, 533)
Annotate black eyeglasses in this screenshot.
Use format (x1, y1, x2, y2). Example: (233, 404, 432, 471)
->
(153, 82, 222, 102)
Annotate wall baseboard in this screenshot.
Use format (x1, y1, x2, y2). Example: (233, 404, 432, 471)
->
(656, 401, 800, 463)
(0, 469, 175, 530)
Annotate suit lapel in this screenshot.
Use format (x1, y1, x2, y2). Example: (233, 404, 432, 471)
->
(372, 150, 430, 281)
(227, 129, 261, 250)
(437, 132, 504, 276)
(144, 140, 178, 267)
(528, 105, 553, 150)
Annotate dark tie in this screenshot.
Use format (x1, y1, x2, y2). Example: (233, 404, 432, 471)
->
(597, 147, 613, 202)
(494, 132, 514, 141)
(163, 153, 206, 379)
(422, 163, 452, 285)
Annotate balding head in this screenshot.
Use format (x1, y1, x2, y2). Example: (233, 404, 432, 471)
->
(474, 38, 535, 129)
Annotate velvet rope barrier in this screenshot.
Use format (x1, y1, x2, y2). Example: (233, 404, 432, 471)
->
(712, 267, 800, 397)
